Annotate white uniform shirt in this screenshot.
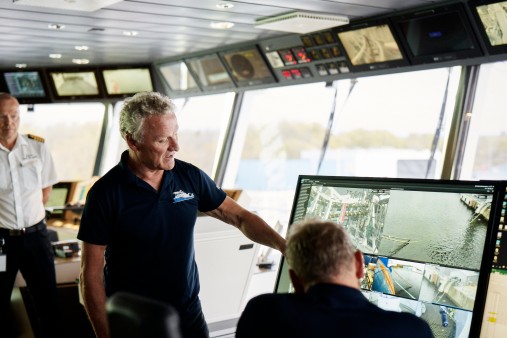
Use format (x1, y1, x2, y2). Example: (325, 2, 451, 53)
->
(0, 134, 58, 230)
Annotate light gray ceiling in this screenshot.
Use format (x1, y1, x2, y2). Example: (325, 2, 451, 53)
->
(0, 0, 454, 69)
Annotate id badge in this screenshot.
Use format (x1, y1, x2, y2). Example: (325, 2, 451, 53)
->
(0, 237, 5, 272)
(0, 254, 5, 272)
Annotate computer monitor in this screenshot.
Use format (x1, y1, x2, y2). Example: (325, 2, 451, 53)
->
(333, 19, 408, 72)
(479, 185, 507, 337)
(47, 68, 103, 100)
(219, 46, 277, 87)
(275, 175, 507, 338)
(469, 0, 507, 55)
(101, 66, 154, 98)
(1, 70, 50, 103)
(392, 3, 483, 65)
(45, 181, 74, 219)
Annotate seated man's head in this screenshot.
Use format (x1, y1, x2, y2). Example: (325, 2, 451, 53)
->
(285, 219, 364, 293)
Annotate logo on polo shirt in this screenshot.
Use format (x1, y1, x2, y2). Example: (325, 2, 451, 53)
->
(173, 190, 195, 203)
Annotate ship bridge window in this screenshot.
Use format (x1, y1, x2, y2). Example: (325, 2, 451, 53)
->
(19, 102, 106, 181)
(320, 67, 462, 180)
(459, 61, 507, 180)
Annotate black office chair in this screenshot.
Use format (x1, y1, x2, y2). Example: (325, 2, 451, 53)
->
(106, 292, 182, 338)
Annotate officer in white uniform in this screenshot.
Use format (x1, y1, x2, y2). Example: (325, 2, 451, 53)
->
(0, 93, 60, 338)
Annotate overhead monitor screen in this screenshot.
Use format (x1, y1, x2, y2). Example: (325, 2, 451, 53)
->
(275, 175, 507, 338)
(220, 46, 276, 87)
(473, 1, 507, 54)
(185, 53, 234, 90)
(3, 71, 46, 98)
(157, 61, 199, 92)
(49, 71, 100, 97)
(476, 1, 507, 46)
(102, 67, 154, 96)
(335, 23, 405, 69)
(394, 3, 483, 64)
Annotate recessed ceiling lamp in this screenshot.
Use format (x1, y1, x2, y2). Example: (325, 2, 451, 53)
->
(49, 53, 62, 59)
(15, 64, 27, 68)
(72, 58, 90, 64)
(255, 11, 349, 34)
(75, 45, 89, 51)
(48, 23, 65, 30)
(216, 2, 234, 9)
(13, 0, 123, 12)
(210, 21, 234, 29)
(123, 31, 138, 36)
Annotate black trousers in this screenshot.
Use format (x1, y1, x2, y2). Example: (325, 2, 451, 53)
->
(0, 224, 61, 338)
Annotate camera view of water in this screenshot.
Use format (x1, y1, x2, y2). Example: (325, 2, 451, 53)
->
(378, 190, 488, 270)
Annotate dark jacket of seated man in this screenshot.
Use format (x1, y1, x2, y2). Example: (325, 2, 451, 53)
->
(235, 220, 434, 338)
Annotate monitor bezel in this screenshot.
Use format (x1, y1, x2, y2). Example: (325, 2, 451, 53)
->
(100, 65, 155, 99)
(0, 69, 52, 104)
(184, 53, 236, 92)
(392, 2, 484, 65)
(333, 18, 409, 72)
(274, 175, 506, 338)
(45, 181, 75, 220)
(469, 0, 507, 55)
(218, 45, 277, 87)
(154, 60, 202, 96)
(46, 67, 105, 101)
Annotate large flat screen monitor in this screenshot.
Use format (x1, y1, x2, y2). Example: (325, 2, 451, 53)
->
(479, 184, 507, 337)
(1, 70, 50, 103)
(275, 175, 507, 338)
(470, 0, 507, 55)
(219, 46, 276, 87)
(101, 66, 154, 98)
(392, 3, 483, 65)
(47, 69, 103, 100)
(334, 19, 408, 72)
(185, 53, 235, 91)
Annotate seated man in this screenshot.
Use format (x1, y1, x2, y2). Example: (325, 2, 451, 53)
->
(236, 219, 434, 338)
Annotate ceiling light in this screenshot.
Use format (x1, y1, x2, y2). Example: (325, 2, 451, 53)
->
(72, 58, 90, 64)
(49, 53, 62, 59)
(255, 11, 349, 34)
(15, 64, 27, 68)
(13, 0, 124, 12)
(75, 45, 89, 51)
(123, 31, 138, 36)
(48, 23, 65, 30)
(210, 22, 234, 29)
(216, 2, 234, 9)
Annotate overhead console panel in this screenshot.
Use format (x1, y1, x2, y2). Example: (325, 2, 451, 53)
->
(6, 0, 507, 101)
(258, 32, 350, 85)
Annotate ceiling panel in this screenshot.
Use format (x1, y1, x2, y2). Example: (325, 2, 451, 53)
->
(0, 0, 454, 68)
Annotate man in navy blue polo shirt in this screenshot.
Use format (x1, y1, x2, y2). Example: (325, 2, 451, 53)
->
(77, 91, 286, 338)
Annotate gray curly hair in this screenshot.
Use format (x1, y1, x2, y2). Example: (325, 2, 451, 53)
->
(119, 91, 176, 143)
